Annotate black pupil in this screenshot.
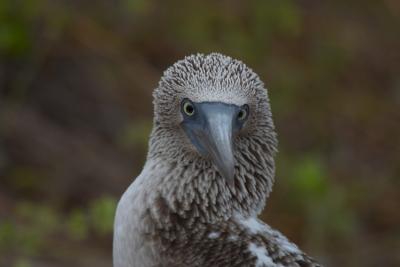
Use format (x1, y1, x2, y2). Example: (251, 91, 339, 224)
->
(186, 104, 194, 114)
(238, 110, 244, 119)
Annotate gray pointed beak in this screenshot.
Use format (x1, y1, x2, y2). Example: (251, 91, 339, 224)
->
(181, 102, 241, 185)
(196, 106, 235, 182)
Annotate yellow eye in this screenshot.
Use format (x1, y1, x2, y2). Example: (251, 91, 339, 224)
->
(238, 105, 249, 121)
(183, 100, 195, 116)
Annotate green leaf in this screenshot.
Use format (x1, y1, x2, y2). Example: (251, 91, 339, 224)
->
(89, 196, 117, 236)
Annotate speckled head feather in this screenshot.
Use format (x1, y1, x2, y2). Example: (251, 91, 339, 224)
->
(153, 53, 273, 130)
(148, 53, 277, 220)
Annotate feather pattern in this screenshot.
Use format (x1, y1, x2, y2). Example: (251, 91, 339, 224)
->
(113, 53, 322, 267)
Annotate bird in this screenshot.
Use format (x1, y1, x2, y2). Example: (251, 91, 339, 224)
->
(113, 53, 322, 267)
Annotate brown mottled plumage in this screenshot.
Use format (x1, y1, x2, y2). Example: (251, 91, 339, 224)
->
(113, 53, 322, 267)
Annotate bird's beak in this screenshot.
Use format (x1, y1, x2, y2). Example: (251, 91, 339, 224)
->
(181, 102, 239, 185)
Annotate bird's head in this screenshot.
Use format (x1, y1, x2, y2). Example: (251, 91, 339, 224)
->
(150, 53, 277, 189)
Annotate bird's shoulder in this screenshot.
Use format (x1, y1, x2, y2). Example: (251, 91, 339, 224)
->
(114, 162, 169, 267)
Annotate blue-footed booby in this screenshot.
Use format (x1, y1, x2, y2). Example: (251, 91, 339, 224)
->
(113, 53, 322, 267)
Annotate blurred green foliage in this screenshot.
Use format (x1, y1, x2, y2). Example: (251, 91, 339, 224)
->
(119, 120, 152, 151)
(0, 196, 116, 266)
(272, 154, 357, 252)
(89, 196, 117, 236)
(0, 1, 32, 56)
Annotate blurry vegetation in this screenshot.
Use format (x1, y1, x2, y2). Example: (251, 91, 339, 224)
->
(0, 196, 116, 267)
(0, 0, 399, 266)
(270, 155, 357, 253)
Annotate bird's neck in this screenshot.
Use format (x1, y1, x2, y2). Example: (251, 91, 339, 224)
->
(146, 137, 275, 224)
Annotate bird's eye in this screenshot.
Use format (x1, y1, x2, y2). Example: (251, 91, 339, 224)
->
(238, 105, 249, 121)
(182, 99, 195, 116)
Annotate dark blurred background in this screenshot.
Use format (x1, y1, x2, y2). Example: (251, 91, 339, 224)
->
(0, 0, 399, 266)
